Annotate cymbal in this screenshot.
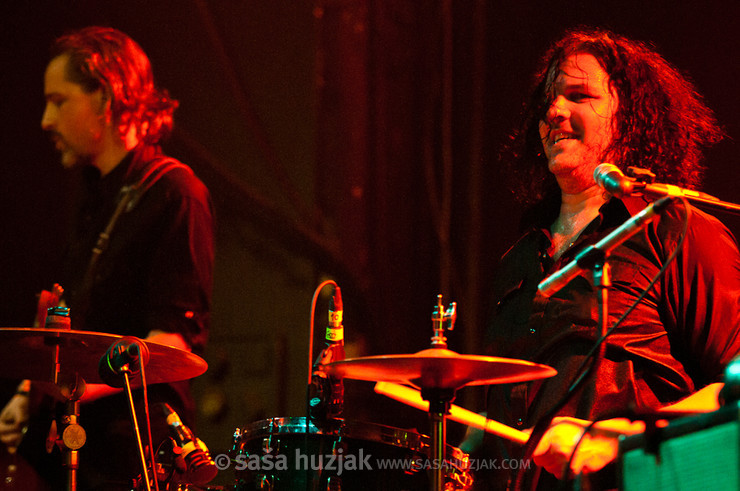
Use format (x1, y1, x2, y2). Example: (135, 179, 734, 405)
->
(0, 327, 207, 385)
(321, 348, 556, 390)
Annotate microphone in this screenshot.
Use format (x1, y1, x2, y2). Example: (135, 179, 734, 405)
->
(594, 163, 721, 202)
(98, 336, 150, 388)
(309, 286, 345, 422)
(325, 287, 345, 418)
(538, 196, 676, 297)
(162, 403, 218, 485)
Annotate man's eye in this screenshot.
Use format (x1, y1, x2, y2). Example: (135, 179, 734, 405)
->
(46, 96, 65, 107)
(569, 92, 593, 102)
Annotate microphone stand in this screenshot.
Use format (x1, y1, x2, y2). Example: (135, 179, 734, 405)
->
(99, 339, 156, 491)
(590, 251, 610, 365)
(599, 164, 740, 216)
(538, 197, 675, 298)
(521, 195, 674, 490)
(629, 180, 740, 216)
(120, 362, 153, 491)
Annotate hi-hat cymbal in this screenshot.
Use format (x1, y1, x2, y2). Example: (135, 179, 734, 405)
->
(321, 348, 556, 390)
(0, 327, 207, 385)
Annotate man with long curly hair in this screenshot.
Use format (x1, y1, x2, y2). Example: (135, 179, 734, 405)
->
(468, 28, 740, 489)
(0, 27, 214, 489)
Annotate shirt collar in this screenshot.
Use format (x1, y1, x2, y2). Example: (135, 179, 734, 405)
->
(528, 194, 654, 248)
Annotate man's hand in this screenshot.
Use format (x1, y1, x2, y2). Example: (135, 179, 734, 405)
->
(0, 393, 30, 450)
(531, 417, 645, 480)
(530, 384, 723, 479)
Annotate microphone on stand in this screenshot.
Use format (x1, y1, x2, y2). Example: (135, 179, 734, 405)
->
(162, 403, 218, 485)
(594, 163, 721, 201)
(98, 336, 150, 388)
(309, 286, 345, 422)
(538, 193, 676, 297)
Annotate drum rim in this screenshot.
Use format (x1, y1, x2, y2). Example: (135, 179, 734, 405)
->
(234, 417, 468, 460)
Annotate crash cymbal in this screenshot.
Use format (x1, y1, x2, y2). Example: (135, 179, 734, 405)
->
(321, 348, 556, 390)
(0, 327, 207, 385)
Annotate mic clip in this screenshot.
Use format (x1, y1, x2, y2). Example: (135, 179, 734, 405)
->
(625, 166, 656, 184)
(98, 336, 150, 388)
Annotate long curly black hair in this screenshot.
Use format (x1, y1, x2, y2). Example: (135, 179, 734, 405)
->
(504, 27, 724, 207)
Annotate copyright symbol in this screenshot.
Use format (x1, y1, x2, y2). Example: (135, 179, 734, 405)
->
(213, 453, 231, 470)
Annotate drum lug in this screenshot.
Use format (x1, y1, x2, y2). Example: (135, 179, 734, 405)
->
(256, 473, 274, 491)
(262, 434, 278, 454)
(331, 437, 347, 456)
(325, 475, 342, 491)
(232, 427, 242, 449)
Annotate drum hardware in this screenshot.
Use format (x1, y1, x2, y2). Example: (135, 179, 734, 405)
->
(100, 336, 158, 491)
(136, 424, 218, 491)
(307, 282, 345, 428)
(231, 417, 473, 491)
(241, 285, 554, 490)
(44, 307, 87, 491)
(374, 382, 530, 444)
(0, 328, 207, 386)
(0, 325, 209, 491)
(161, 403, 218, 486)
(321, 294, 557, 491)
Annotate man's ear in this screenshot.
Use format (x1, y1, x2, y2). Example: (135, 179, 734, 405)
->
(94, 89, 113, 124)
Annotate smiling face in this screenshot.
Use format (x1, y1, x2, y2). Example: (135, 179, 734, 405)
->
(538, 52, 619, 193)
(40, 53, 108, 169)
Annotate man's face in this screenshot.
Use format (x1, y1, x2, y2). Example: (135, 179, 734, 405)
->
(41, 54, 108, 169)
(538, 52, 619, 191)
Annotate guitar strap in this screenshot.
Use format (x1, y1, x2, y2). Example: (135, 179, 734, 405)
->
(74, 158, 193, 318)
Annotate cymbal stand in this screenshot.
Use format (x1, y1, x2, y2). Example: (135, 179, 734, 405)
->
(46, 307, 87, 491)
(430, 294, 456, 349)
(422, 387, 456, 491)
(51, 374, 87, 491)
(424, 295, 458, 491)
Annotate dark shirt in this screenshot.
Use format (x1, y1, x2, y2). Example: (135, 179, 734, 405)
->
(62, 144, 213, 353)
(21, 144, 214, 490)
(480, 196, 740, 488)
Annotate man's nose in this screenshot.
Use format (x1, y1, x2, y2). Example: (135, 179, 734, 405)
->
(544, 95, 569, 125)
(41, 104, 55, 131)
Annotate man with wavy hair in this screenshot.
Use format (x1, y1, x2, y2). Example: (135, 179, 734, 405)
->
(0, 27, 214, 489)
(469, 28, 740, 489)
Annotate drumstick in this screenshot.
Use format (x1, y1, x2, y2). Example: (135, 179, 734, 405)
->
(374, 381, 529, 445)
(374, 382, 647, 443)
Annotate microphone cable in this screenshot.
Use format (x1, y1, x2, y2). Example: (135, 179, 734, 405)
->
(304, 279, 339, 490)
(512, 196, 690, 491)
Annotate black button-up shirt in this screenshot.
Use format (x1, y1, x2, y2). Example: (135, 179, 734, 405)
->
(485, 196, 740, 428)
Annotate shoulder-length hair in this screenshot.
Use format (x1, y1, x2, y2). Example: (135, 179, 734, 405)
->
(51, 26, 178, 146)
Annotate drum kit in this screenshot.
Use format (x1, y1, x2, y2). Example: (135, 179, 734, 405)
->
(0, 294, 557, 491)
(231, 294, 556, 491)
(0, 325, 209, 491)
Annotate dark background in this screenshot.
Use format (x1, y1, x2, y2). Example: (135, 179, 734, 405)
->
(1, 1, 738, 486)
